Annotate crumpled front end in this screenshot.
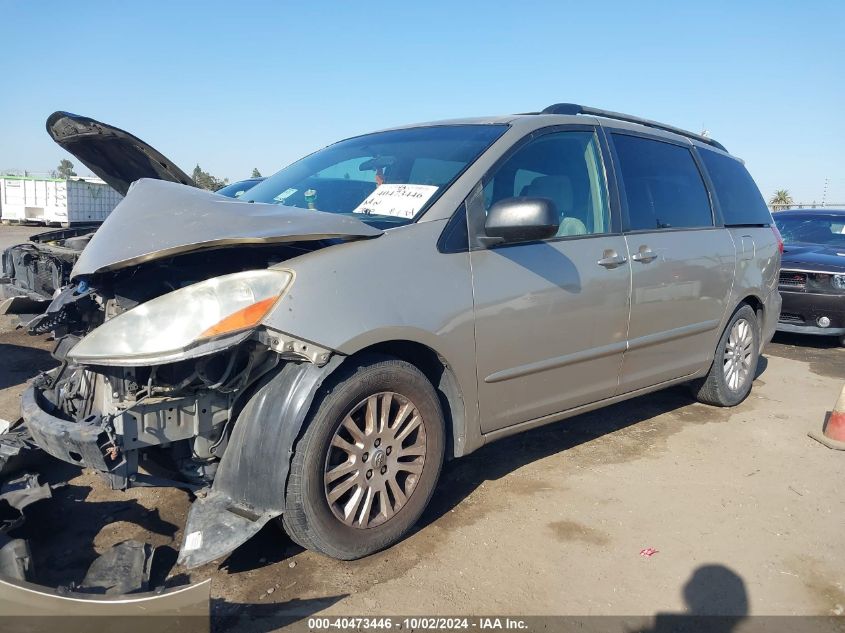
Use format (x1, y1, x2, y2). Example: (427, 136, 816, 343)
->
(21, 339, 279, 491)
(0, 226, 95, 314)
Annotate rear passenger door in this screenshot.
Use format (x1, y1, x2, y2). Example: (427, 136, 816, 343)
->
(608, 131, 736, 392)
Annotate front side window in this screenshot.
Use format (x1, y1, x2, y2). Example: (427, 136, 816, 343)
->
(242, 125, 507, 228)
(612, 134, 713, 231)
(699, 149, 772, 226)
(483, 130, 611, 237)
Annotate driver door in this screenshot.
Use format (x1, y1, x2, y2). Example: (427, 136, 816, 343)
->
(468, 128, 631, 433)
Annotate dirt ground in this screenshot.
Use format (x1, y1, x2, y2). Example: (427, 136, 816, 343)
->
(1, 225, 844, 630)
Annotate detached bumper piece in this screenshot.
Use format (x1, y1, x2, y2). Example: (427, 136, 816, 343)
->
(0, 576, 210, 633)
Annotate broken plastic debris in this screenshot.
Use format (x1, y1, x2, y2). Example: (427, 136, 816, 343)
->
(0, 423, 41, 476)
(78, 540, 155, 595)
(0, 535, 33, 581)
(0, 472, 54, 534)
(639, 547, 659, 557)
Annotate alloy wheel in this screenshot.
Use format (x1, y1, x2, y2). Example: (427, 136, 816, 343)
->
(324, 392, 427, 529)
(723, 318, 754, 391)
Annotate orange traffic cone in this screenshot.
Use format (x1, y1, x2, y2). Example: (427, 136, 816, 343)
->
(809, 384, 845, 450)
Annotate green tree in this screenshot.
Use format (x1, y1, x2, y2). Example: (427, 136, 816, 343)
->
(192, 164, 228, 191)
(769, 189, 793, 210)
(57, 159, 76, 179)
(251, 168, 262, 178)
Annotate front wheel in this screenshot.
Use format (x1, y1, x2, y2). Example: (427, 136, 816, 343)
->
(692, 304, 760, 407)
(282, 356, 445, 560)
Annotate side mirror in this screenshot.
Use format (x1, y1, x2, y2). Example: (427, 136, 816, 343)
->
(484, 197, 559, 244)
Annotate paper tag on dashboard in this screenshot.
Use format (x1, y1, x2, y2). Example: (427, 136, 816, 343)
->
(274, 188, 297, 202)
(353, 184, 438, 219)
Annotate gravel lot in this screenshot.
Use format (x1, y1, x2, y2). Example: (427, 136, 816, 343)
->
(1, 224, 843, 631)
(0, 223, 44, 251)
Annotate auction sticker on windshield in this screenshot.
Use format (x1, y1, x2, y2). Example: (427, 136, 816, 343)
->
(353, 184, 438, 218)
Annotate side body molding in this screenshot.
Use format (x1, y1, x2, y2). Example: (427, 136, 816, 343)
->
(178, 355, 344, 568)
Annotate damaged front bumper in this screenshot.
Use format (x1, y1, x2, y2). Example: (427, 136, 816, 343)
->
(19, 348, 344, 570)
(21, 369, 232, 490)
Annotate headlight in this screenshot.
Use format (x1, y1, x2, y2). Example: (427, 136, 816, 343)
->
(69, 269, 293, 364)
(833, 274, 845, 291)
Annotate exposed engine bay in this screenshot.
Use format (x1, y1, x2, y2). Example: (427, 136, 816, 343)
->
(24, 240, 322, 487)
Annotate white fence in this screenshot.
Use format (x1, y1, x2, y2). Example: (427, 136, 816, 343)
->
(770, 203, 845, 212)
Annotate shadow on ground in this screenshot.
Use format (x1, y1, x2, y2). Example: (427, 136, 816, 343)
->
(638, 564, 749, 632)
(768, 332, 844, 379)
(419, 357, 766, 532)
(0, 342, 55, 391)
(211, 594, 347, 633)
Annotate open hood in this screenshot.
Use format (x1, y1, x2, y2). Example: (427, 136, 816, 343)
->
(46, 112, 195, 196)
(71, 179, 382, 278)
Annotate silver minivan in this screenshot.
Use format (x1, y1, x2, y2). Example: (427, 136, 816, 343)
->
(16, 104, 782, 567)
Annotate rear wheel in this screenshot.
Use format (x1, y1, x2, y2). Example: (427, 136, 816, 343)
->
(282, 356, 445, 559)
(692, 304, 760, 407)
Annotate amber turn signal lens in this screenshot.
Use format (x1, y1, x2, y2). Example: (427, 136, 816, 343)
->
(200, 296, 278, 339)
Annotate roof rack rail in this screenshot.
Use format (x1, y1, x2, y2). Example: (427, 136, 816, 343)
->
(541, 103, 727, 152)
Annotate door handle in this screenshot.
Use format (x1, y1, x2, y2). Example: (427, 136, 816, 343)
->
(631, 246, 658, 263)
(597, 250, 627, 269)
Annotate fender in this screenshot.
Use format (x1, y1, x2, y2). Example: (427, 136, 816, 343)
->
(177, 355, 344, 568)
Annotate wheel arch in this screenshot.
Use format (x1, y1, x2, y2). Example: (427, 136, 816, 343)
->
(738, 294, 764, 322)
(342, 339, 468, 460)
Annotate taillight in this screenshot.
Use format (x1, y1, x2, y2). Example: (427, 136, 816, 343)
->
(771, 225, 784, 254)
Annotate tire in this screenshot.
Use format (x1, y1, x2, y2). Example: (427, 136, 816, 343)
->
(692, 304, 760, 407)
(839, 334, 845, 348)
(282, 355, 445, 560)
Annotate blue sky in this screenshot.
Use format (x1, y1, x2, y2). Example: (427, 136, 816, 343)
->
(2, 0, 843, 204)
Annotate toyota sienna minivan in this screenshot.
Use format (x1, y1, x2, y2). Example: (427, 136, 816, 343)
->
(12, 104, 781, 567)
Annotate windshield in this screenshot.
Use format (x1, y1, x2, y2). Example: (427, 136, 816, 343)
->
(242, 125, 507, 227)
(216, 178, 264, 198)
(774, 214, 845, 247)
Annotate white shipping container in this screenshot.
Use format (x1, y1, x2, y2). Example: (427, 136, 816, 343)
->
(0, 176, 123, 225)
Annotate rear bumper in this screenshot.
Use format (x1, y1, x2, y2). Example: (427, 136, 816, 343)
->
(777, 290, 845, 337)
(762, 288, 782, 348)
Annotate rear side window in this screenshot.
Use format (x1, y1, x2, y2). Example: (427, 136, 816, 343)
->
(612, 134, 713, 231)
(699, 149, 772, 226)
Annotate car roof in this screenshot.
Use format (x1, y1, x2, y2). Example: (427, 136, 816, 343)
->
(377, 103, 731, 157)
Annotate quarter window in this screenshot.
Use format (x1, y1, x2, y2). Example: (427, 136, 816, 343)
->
(483, 131, 610, 237)
(612, 134, 713, 231)
(699, 149, 772, 226)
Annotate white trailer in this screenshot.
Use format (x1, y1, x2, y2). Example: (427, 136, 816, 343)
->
(0, 176, 123, 226)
